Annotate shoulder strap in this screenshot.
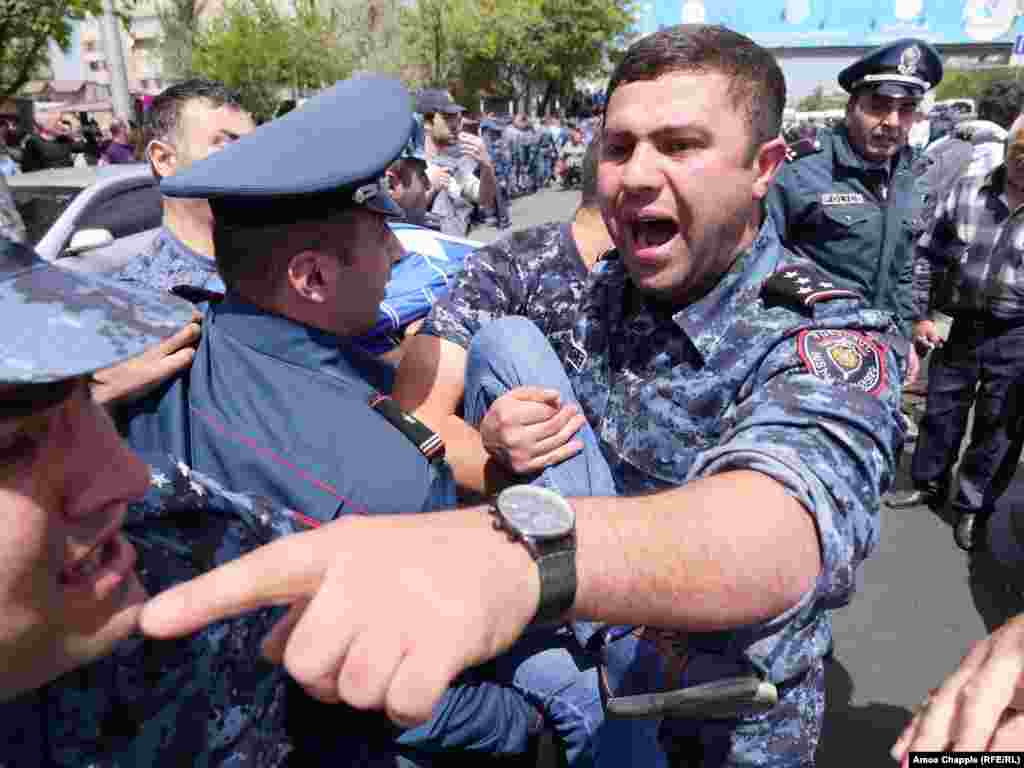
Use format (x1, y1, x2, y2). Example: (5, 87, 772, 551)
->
(762, 262, 861, 312)
(368, 394, 446, 464)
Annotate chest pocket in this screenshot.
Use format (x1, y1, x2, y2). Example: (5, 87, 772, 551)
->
(820, 204, 878, 230)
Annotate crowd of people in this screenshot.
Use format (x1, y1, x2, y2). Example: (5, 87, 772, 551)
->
(385, 91, 601, 236)
(3, 22, 1024, 768)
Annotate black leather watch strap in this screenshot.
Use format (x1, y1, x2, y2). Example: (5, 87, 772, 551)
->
(533, 545, 577, 625)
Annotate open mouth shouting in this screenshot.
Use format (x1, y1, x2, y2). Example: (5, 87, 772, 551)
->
(625, 211, 680, 264)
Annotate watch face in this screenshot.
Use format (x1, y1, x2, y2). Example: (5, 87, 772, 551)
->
(497, 486, 574, 539)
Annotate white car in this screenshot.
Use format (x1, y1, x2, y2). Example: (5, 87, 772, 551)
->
(9, 163, 480, 288)
(9, 163, 162, 273)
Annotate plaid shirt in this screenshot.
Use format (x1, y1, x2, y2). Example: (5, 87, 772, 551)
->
(914, 164, 1024, 320)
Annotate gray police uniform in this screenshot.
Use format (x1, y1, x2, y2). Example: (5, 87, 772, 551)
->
(767, 38, 943, 337)
(567, 217, 907, 766)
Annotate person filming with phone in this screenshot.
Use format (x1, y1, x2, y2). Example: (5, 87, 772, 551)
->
(417, 90, 497, 237)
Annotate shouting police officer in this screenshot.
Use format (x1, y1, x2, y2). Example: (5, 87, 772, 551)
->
(768, 38, 943, 385)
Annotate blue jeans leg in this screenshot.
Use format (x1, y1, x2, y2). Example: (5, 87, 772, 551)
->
(464, 316, 617, 498)
(465, 316, 666, 768)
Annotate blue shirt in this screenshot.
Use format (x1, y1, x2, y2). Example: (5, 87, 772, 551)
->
(112, 225, 225, 295)
(568, 217, 906, 685)
(122, 294, 455, 523)
(355, 223, 476, 355)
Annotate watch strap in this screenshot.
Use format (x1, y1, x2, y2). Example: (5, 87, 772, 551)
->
(534, 544, 577, 625)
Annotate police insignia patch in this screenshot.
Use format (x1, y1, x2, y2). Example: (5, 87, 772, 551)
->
(797, 329, 886, 394)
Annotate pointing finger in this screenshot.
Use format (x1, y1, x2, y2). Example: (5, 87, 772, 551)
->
(139, 526, 331, 638)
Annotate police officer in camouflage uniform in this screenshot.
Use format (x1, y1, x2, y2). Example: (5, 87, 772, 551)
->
(111, 79, 256, 295)
(139, 27, 908, 768)
(0, 236, 313, 764)
(482, 118, 512, 228)
(767, 38, 943, 382)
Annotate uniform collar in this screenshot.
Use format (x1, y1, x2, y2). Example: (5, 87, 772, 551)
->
(209, 294, 395, 394)
(672, 215, 782, 363)
(590, 216, 782, 366)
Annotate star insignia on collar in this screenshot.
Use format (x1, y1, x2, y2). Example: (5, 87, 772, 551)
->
(784, 271, 798, 278)
(150, 471, 170, 489)
(796, 277, 811, 285)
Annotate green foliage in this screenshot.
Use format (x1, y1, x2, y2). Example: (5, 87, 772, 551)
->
(156, 0, 207, 81)
(400, 0, 632, 111)
(796, 85, 845, 112)
(0, 0, 111, 101)
(933, 67, 1020, 102)
(191, 0, 352, 121)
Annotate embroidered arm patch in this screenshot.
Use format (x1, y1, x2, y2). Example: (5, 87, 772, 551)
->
(762, 265, 861, 310)
(797, 329, 887, 395)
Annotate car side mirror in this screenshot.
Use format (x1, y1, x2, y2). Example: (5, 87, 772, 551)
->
(64, 228, 114, 257)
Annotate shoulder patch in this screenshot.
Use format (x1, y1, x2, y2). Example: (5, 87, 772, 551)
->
(785, 137, 822, 163)
(762, 264, 861, 311)
(797, 329, 887, 395)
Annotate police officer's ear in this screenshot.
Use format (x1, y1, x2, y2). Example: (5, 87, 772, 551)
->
(286, 249, 339, 305)
(751, 136, 788, 199)
(146, 139, 177, 180)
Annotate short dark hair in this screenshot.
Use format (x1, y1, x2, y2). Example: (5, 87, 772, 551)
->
(977, 80, 1024, 129)
(580, 136, 601, 209)
(144, 78, 244, 150)
(604, 25, 786, 153)
(212, 214, 355, 300)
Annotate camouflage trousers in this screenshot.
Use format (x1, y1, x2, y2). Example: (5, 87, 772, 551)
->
(659, 659, 824, 767)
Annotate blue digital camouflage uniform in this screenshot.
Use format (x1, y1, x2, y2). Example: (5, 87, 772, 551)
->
(0, 455, 303, 767)
(420, 222, 590, 365)
(567, 217, 906, 766)
(767, 123, 925, 336)
(111, 225, 226, 295)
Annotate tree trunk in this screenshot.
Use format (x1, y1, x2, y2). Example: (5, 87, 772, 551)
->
(539, 81, 557, 116)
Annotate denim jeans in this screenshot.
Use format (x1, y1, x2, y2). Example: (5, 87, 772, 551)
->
(464, 316, 667, 768)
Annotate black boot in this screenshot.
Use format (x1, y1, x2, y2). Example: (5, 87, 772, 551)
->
(886, 479, 948, 509)
(954, 512, 988, 552)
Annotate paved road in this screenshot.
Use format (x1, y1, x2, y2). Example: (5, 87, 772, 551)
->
(471, 185, 1024, 764)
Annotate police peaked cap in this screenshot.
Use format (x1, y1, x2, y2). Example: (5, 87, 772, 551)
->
(161, 75, 412, 226)
(838, 38, 943, 99)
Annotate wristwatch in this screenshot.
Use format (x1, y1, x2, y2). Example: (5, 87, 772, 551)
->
(489, 485, 577, 626)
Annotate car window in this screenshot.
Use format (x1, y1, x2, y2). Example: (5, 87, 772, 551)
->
(76, 183, 162, 240)
(11, 186, 82, 245)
